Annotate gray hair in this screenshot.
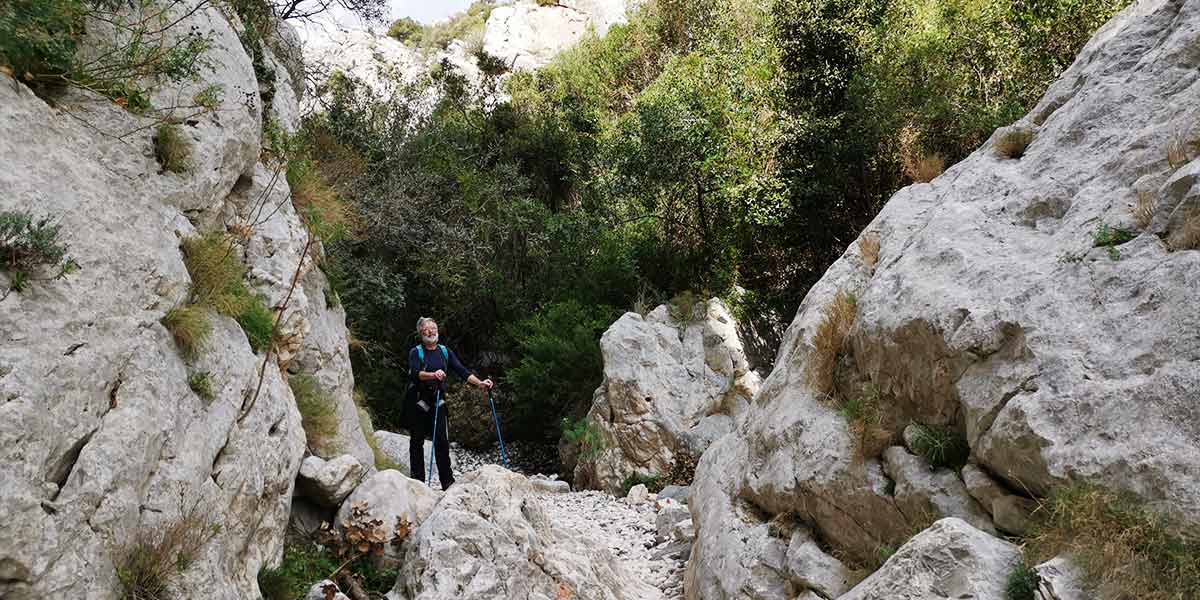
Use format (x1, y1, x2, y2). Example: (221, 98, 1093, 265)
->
(416, 317, 438, 336)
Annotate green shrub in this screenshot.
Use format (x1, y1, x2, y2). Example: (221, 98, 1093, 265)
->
(561, 417, 607, 462)
(115, 497, 221, 600)
(1, 0, 213, 108)
(1005, 562, 1039, 600)
(154, 124, 192, 174)
(290, 374, 338, 451)
(188, 371, 214, 402)
(236, 294, 275, 353)
(259, 534, 399, 600)
(162, 305, 210, 358)
(507, 301, 618, 440)
(1093, 224, 1136, 260)
(386, 16, 421, 43)
(621, 472, 663, 496)
(908, 423, 969, 470)
(1027, 482, 1200, 600)
(0, 209, 76, 293)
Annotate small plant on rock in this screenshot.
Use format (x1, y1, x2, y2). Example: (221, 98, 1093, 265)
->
(1005, 562, 1039, 600)
(0, 209, 77, 295)
(806, 290, 857, 397)
(114, 493, 222, 600)
(1131, 190, 1155, 230)
(842, 384, 890, 459)
(162, 305, 210, 357)
(290, 374, 338, 450)
(561, 417, 607, 462)
(909, 423, 970, 470)
(859, 232, 881, 273)
(236, 294, 275, 353)
(188, 370, 214, 402)
(1092, 224, 1136, 261)
(154, 124, 192, 174)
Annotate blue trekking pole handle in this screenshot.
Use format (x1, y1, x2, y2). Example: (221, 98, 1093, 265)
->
(426, 388, 441, 487)
(488, 389, 510, 469)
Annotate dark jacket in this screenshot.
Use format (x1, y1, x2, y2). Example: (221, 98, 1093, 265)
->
(401, 344, 471, 429)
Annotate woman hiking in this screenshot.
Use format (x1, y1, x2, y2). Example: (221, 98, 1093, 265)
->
(404, 317, 493, 490)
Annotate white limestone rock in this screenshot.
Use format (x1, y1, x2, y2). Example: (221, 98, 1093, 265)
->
(882, 446, 995, 534)
(483, 0, 632, 71)
(840, 518, 1021, 600)
(0, 3, 317, 598)
(575, 298, 761, 493)
(334, 470, 440, 564)
(388, 466, 662, 600)
(688, 2, 1200, 597)
(296, 454, 368, 508)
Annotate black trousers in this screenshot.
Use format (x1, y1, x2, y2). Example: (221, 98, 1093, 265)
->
(409, 402, 453, 490)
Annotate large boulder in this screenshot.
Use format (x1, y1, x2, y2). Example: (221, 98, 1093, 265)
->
(388, 466, 662, 600)
(688, 1, 1200, 596)
(839, 518, 1022, 600)
(335, 470, 440, 564)
(575, 298, 761, 493)
(0, 3, 362, 598)
(483, 0, 631, 71)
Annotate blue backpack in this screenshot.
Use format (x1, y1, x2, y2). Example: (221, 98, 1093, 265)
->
(416, 344, 448, 366)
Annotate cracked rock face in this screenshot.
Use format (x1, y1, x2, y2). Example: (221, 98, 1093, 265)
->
(0, 2, 365, 597)
(388, 466, 662, 600)
(688, 0, 1200, 597)
(574, 299, 761, 494)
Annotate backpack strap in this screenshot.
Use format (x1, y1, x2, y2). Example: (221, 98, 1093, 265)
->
(416, 345, 450, 370)
(439, 344, 448, 363)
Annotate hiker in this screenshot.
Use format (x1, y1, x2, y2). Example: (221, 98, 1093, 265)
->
(404, 316, 493, 490)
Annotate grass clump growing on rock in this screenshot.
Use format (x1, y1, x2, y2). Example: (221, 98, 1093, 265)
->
(1027, 482, 1200, 600)
(806, 290, 857, 398)
(235, 294, 275, 353)
(909, 423, 970, 470)
(1005, 562, 1039, 600)
(115, 496, 221, 600)
(161, 306, 210, 357)
(842, 384, 889, 459)
(154, 124, 191, 174)
(290, 374, 338, 451)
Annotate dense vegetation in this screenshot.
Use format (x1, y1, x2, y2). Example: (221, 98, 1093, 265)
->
(303, 0, 1127, 439)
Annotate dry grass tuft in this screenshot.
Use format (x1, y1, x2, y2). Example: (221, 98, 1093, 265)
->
(290, 374, 339, 452)
(1167, 132, 1191, 169)
(859, 232, 881, 273)
(1131, 190, 1155, 230)
(161, 305, 210, 358)
(1027, 482, 1200, 600)
(994, 125, 1035, 159)
(806, 290, 858, 397)
(898, 124, 945, 183)
(287, 161, 361, 243)
(115, 494, 221, 600)
(154, 124, 192, 174)
(1167, 209, 1200, 251)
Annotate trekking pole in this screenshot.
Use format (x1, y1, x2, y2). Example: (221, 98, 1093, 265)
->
(426, 388, 441, 487)
(487, 388, 510, 469)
